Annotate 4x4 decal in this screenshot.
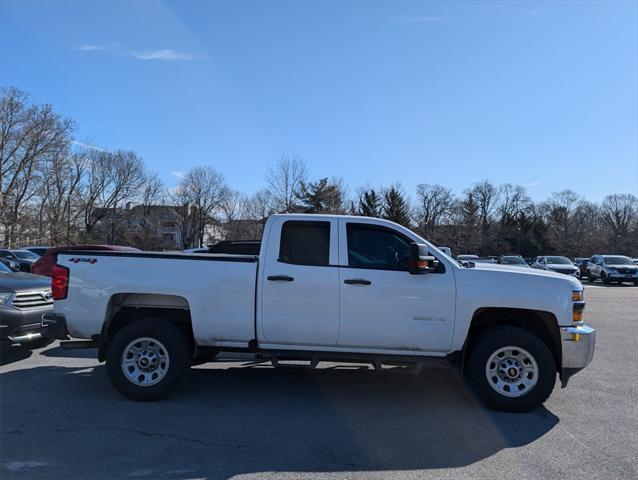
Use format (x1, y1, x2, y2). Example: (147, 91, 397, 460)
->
(68, 257, 98, 264)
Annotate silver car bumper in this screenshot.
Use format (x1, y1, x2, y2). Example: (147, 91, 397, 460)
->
(560, 324, 595, 386)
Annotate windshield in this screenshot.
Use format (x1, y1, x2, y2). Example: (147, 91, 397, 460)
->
(501, 256, 526, 265)
(12, 250, 39, 260)
(547, 256, 573, 265)
(604, 256, 633, 265)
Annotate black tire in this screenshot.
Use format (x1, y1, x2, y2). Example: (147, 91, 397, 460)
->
(601, 271, 609, 284)
(106, 318, 192, 401)
(633, 280, 638, 286)
(587, 271, 595, 283)
(191, 348, 221, 366)
(467, 326, 556, 412)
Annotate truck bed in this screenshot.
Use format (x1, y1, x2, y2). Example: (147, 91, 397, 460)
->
(57, 250, 259, 347)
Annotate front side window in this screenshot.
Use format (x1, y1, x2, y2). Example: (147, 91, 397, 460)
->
(347, 224, 411, 270)
(279, 221, 330, 266)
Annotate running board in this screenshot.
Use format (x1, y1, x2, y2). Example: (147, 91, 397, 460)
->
(270, 354, 320, 369)
(265, 350, 450, 372)
(60, 340, 99, 349)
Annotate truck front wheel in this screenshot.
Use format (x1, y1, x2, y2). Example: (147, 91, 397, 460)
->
(467, 326, 556, 412)
(106, 318, 192, 401)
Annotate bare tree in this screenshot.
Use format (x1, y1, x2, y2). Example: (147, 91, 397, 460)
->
(541, 190, 583, 253)
(465, 180, 499, 233)
(498, 184, 531, 225)
(125, 171, 169, 250)
(79, 149, 146, 239)
(601, 193, 638, 251)
(414, 184, 455, 237)
(39, 148, 87, 244)
(0, 87, 74, 245)
(266, 155, 307, 212)
(171, 166, 229, 248)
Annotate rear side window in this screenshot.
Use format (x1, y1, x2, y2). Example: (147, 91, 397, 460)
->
(279, 221, 330, 266)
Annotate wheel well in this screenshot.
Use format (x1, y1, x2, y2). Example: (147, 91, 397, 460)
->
(464, 308, 562, 371)
(98, 294, 194, 362)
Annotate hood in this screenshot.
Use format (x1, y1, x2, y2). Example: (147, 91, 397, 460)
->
(0, 272, 52, 293)
(606, 264, 638, 270)
(546, 264, 577, 271)
(468, 262, 581, 286)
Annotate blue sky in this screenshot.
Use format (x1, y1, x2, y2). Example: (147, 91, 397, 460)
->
(2, 0, 637, 202)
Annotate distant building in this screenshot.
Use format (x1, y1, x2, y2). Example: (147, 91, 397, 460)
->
(92, 204, 225, 250)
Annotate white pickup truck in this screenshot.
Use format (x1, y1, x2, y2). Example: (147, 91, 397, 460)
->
(42, 214, 595, 411)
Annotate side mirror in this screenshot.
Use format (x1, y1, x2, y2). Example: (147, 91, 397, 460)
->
(408, 243, 437, 274)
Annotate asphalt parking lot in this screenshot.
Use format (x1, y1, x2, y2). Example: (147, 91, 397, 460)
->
(1, 284, 636, 480)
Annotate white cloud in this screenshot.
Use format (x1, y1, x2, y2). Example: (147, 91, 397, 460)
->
(524, 181, 541, 188)
(133, 49, 198, 61)
(74, 44, 203, 62)
(72, 140, 107, 152)
(395, 15, 461, 23)
(74, 44, 109, 51)
(170, 170, 187, 179)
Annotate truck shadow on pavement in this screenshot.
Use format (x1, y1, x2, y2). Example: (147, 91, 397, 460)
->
(0, 363, 559, 479)
(0, 345, 32, 366)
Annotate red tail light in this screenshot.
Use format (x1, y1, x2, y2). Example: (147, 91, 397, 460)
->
(51, 265, 69, 300)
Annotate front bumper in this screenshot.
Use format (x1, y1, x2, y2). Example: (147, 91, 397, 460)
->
(0, 306, 52, 344)
(41, 313, 69, 340)
(560, 324, 596, 386)
(607, 271, 638, 281)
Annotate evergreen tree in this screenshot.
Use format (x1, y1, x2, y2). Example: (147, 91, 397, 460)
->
(298, 178, 345, 214)
(382, 186, 411, 226)
(357, 189, 382, 217)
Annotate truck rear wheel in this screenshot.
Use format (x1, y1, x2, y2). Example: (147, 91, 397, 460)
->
(106, 318, 192, 401)
(467, 326, 556, 412)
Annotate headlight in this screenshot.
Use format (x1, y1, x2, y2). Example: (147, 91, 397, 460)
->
(572, 290, 585, 324)
(0, 293, 12, 305)
(607, 267, 617, 272)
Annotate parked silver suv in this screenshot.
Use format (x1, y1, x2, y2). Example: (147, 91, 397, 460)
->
(0, 262, 54, 348)
(587, 255, 638, 285)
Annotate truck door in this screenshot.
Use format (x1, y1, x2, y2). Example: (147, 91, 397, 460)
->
(259, 217, 340, 347)
(337, 219, 456, 353)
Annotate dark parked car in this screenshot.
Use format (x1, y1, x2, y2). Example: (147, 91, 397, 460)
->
(31, 245, 139, 277)
(531, 255, 580, 278)
(0, 261, 54, 349)
(587, 255, 638, 285)
(0, 249, 32, 272)
(497, 255, 530, 268)
(23, 246, 50, 257)
(574, 258, 590, 278)
(11, 250, 39, 271)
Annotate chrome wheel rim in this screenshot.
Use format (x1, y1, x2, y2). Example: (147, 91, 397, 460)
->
(485, 346, 538, 398)
(121, 337, 170, 387)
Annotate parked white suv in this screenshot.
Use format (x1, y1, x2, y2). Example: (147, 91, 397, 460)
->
(587, 255, 638, 285)
(42, 214, 595, 412)
(531, 256, 580, 278)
